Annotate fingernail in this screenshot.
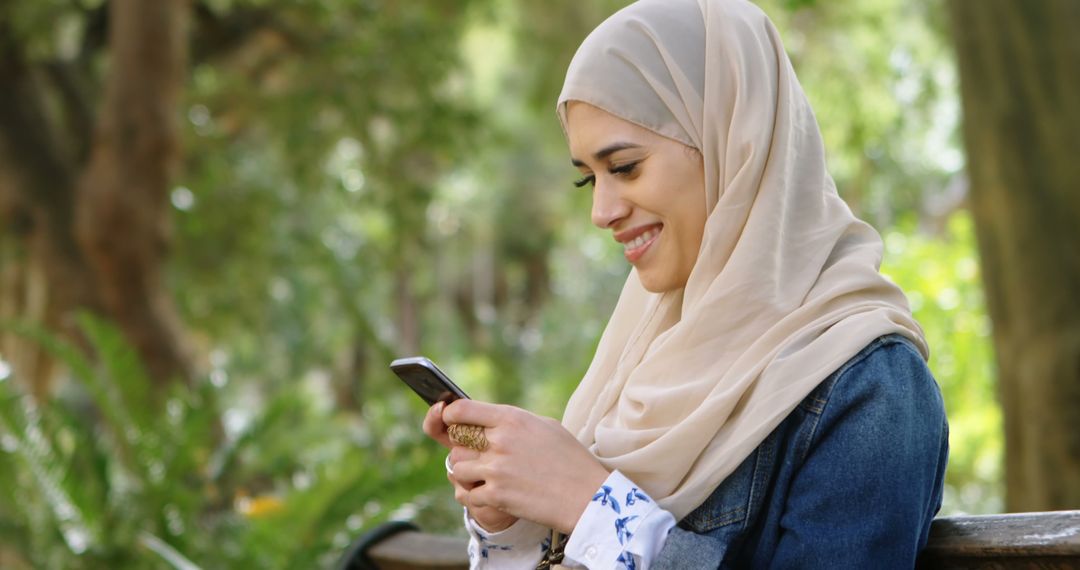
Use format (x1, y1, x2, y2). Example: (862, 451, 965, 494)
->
(435, 401, 445, 414)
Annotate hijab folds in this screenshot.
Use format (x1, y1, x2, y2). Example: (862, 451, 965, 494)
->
(558, 0, 927, 520)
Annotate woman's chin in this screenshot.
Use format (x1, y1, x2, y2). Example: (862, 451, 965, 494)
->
(637, 269, 683, 293)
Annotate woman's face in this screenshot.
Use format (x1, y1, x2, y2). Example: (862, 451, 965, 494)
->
(565, 101, 707, 293)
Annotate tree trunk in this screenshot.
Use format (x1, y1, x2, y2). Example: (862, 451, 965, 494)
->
(0, 0, 193, 392)
(0, 33, 101, 396)
(74, 0, 193, 386)
(948, 0, 1080, 511)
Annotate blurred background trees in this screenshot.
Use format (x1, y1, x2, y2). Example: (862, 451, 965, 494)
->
(948, 0, 1080, 511)
(1, 0, 192, 397)
(0, 0, 1075, 567)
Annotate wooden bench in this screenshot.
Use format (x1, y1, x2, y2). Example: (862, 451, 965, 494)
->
(345, 510, 1080, 569)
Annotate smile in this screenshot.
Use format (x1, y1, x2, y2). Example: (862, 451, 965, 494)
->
(622, 225, 661, 262)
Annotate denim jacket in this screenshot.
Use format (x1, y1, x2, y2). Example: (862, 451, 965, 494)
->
(652, 334, 949, 569)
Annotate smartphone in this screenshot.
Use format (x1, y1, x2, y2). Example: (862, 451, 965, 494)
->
(389, 356, 470, 406)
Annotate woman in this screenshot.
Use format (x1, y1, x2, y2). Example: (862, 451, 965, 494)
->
(423, 0, 948, 567)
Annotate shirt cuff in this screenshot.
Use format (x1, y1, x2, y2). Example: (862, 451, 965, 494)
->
(564, 470, 676, 569)
(464, 509, 551, 568)
(467, 510, 550, 543)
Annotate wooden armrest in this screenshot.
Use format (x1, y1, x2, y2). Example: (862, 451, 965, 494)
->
(366, 531, 470, 570)
(359, 510, 1080, 569)
(918, 510, 1080, 569)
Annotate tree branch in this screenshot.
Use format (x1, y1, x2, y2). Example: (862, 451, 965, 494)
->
(191, 2, 306, 65)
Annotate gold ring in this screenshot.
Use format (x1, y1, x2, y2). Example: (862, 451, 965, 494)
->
(447, 423, 488, 451)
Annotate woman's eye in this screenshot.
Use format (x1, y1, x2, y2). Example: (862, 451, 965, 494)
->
(572, 161, 637, 188)
(574, 175, 596, 188)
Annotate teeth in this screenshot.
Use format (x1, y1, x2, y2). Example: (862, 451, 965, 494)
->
(624, 228, 660, 251)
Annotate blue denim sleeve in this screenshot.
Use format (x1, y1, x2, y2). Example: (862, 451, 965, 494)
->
(767, 339, 948, 569)
(653, 337, 949, 569)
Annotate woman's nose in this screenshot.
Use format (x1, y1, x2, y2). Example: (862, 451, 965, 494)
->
(591, 182, 631, 229)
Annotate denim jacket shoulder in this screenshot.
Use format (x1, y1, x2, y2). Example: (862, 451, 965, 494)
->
(654, 334, 948, 569)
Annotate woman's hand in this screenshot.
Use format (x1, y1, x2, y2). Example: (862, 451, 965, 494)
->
(423, 401, 519, 532)
(422, 401, 453, 448)
(448, 449, 520, 532)
(443, 399, 611, 534)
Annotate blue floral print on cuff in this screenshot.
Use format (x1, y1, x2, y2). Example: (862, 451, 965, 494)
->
(573, 471, 665, 569)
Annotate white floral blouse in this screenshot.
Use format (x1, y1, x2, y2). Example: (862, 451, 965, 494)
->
(465, 470, 676, 569)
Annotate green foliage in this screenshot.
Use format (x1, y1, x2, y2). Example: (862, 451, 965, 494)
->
(756, 0, 961, 227)
(0, 315, 452, 568)
(0, 0, 1004, 562)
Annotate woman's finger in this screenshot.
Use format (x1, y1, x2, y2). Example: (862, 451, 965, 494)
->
(464, 480, 504, 512)
(450, 469, 490, 502)
(449, 446, 482, 465)
(452, 479, 470, 507)
(443, 399, 506, 428)
(449, 458, 487, 488)
(422, 402, 451, 448)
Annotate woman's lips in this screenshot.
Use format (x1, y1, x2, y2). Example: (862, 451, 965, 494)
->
(623, 225, 661, 263)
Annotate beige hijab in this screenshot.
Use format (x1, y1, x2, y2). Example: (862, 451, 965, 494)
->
(558, 0, 927, 520)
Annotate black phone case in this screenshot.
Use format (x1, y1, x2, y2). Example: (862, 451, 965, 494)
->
(389, 357, 470, 406)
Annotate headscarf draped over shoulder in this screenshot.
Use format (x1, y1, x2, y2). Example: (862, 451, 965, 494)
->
(558, 0, 927, 520)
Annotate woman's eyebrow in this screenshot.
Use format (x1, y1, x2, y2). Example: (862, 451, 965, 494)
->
(571, 142, 642, 167)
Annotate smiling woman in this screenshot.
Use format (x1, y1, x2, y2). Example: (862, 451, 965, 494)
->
(566, 101, 706, 293)
(423, 0, 948, 568)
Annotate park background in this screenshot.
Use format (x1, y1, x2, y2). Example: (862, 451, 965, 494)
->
(0, 0, 1076, 567)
